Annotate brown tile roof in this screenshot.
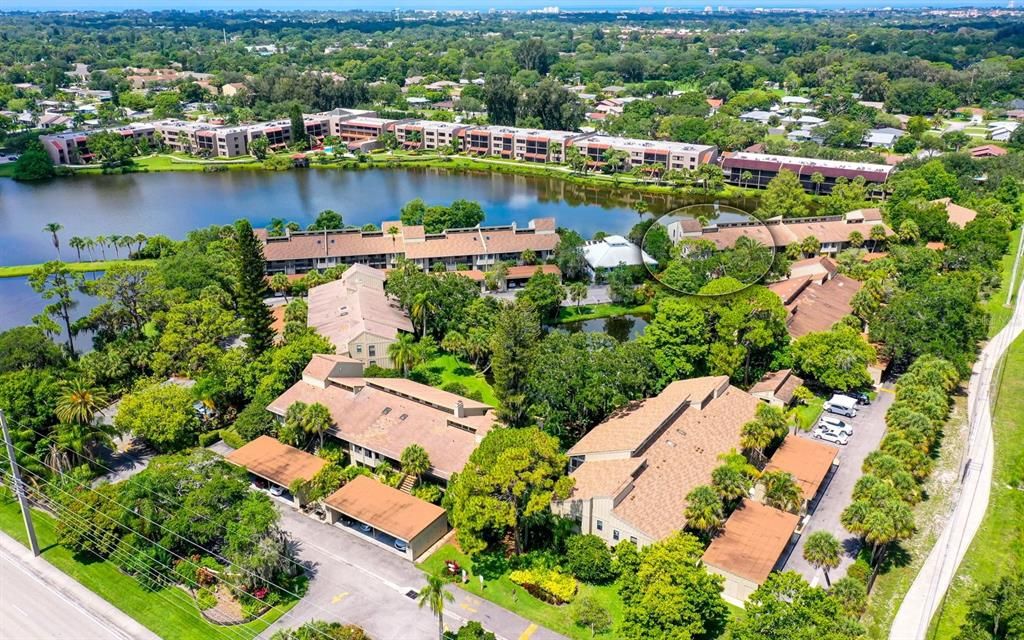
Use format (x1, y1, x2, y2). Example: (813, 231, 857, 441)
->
(324, 475, 446, 541)
(969, 144, 1007, 157)
(748, 369, 804, 405)
(701, 499, 800, 584)
(700, 216, 891, 250)
(566, 458, 646, 501)
(303, 353, 363, 382)
(612, 385, 760, 540)
(764, 435, 838, 501)
(932, 198, 978, 229)
(568, 376, 732, 457)
(267, 371, 498, 480)
(768, 276, 813, 305)
(307, 268, 413, 353)
(782, 274, 863, 338)
(403, 222, 558, 260)
(506, 264, 561, 280)
(226, 436, 327, 487)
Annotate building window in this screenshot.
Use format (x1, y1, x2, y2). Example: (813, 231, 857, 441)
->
(630, 536, 637, 545)
(369, 360, 377, 366)
(355, 345, 363, 354)
(613, 530, 620, 541)
(596, 520, 603, 531)
(368, 345, 376, 357)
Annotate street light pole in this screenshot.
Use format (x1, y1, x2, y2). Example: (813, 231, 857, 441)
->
(1, 409, 40, 556)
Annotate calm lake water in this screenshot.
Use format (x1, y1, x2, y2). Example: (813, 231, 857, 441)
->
(560, 314, 650, 342)
(0, 168, 759, 333)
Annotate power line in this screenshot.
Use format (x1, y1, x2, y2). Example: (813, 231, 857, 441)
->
(5, 438, 346, 640)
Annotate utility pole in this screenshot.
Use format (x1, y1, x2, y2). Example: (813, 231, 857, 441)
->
(1, 410, 39, 557)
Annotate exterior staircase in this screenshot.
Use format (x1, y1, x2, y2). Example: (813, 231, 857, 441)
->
(399, 474, 416, 494)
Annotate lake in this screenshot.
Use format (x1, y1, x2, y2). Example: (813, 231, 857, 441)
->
(559, 314, 650, 342)
(0, 167, 758, 333)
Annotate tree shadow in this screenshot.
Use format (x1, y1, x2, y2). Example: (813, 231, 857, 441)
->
(452, 365, 475, 377)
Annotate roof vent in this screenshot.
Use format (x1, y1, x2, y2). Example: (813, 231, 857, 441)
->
(382, 407, 392, 415)
(399, 414, 408, 421)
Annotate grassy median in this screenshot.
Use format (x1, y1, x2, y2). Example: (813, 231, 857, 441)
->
(0, 491, 296, 640)
(986, 226, 1023, 338)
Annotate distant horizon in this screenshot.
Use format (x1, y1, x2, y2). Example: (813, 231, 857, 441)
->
(0, 0, 1013, 12)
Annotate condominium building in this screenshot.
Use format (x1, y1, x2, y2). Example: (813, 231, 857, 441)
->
(721, 152, 894, 194)
(569, 135, 718, 172)
(152, 119, 250, 157)
(268, 354, 499, 483)
(393, 120, 469, 150)
(552, 376, 760, 548)
(255, 218, 559, 275)
(330, 116, 399, 143)
(40, 123, 157, 164)
(461, 126, 583, 162)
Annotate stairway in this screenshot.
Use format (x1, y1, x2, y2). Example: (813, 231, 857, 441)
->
(399, 474, 416, 494)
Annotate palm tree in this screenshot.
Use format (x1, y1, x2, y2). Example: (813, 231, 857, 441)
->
(811, 172, 825, 195)
(568, 282, 588, 311)
(43, 222, 64, 259)
(388, 333, 419, 376)
(69, 236, 85, 262)
(761, 470, 804, 513)
(803, 530, 842, 587)
(95, 235, 108, 260)
(84, 237, 97, 261)
(302, 402, 332, 451)
(109, 234, 123, 258)
(848, 230, 865, 249)
(270, 273, 291, 301)
(741, 170, 754, 189)
(740, 418, 773, 466)
(869, 224, 888, 252)
(410, 292, 435, 338)
(134, 233, 148, 254)
(55, 420, 118, 468)
(55, 379, 109, 426)
(418, 572, 453, 640)
(400, 444, 431, 484)
(683, 485, 724, 536)
(711, 464, 753, 503)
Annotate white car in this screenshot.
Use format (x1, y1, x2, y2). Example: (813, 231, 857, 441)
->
(818, 416, 853, 436)
(813, 427, 849, 446)
(269, 485, 285, 497)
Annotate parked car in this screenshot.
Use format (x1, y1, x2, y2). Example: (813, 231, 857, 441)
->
(269, 485, 284, 497)
(823, 394, 858, 418)
(357, 522, 372, 533)
(818, 416, 853, 436)
(394, 539, 408, 553)
(848, 391, 871, 405)
(813, 427, 849, 446)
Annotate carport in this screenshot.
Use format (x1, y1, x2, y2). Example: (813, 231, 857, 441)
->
(763, 435, 839, 513)
(324, 475, 449, 561)
(225, 435, 327, 507)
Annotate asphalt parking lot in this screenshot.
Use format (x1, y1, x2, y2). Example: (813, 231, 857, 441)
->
(783, 387, 895, 585)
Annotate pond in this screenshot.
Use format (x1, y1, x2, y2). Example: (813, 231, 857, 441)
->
(558, 314, 650, 342)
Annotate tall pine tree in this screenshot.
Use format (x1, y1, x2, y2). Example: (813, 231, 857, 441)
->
(233, 219, 274, 356)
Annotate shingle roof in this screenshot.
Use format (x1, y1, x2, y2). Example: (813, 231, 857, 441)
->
(701, 499, 800, 584)
(226, 436, 327, 487)
(764, 435, 838, 501)
(306, 267, 413, 353)
(781, 274, 862, 338)
(932, 198, 978, 229)
(324, 475, 446, 541)
(748, 369, 804, 405)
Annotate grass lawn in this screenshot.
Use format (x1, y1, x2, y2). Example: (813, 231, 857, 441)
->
(928, 334, 1024, 638)
(985, 226, 1023, 338)
(859, 395, 970, 638)
(419, 543, 624, 640)
(556, 303, 652, 323)
(793, 394, 825, 430)
(0, 258, 157, 278)
(0, 162, 14, 178)
(0, 491, 296, 640)
(418, 354, 497, 406)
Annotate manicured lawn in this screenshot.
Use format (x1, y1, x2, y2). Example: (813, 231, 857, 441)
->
(985, 226, 1022, 338)
(928, 334, 1024, 638)
(0, 258, 157, 278)
(792, 394, 825, 430)
(418, 354, 498, 406)
(419, 543, 625, 640)
(0, 162, 15, 178)
(859, 396, 969, 638)
(556, 303, 652, 323)
(0, 491, 296, 640)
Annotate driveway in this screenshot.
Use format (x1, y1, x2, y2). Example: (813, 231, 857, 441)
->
(261, 504, 566, 640)
(783, 388, 895, 584)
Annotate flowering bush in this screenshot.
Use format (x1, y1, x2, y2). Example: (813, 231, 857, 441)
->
(443, 559, 463, 579)
(509, 568, 578, 605)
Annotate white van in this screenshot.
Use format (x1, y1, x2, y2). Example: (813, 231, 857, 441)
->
(824, 394, 858, 418)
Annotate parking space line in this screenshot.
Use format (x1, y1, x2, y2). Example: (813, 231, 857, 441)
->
(331, 592, 350, 604)
(518, 623, 538, 640)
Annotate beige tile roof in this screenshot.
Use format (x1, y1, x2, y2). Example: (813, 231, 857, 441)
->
(764, 435, 838, 501)
(780, 274, 863, 338)
(748, 369, 804, 404)
(226, 436, 327, 487)
(403, 223, 558, 260)
(932, 198, 978, 229)
(324, 475, 446, 541)
(566, 458, 646, 500)
(567, 376, 732, 457)
(267, 372, 499, 480)
(307, 268, 413, 354)
(701, 499, 800, 584)
(611, 385, 760, 540)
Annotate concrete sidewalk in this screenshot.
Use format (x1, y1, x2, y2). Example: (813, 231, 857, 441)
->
(0, 531, 159, 640)
(890, 245, 1024, 639)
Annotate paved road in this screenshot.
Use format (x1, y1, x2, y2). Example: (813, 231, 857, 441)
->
(0, 533, 157, 640)
(784, 389, 894, 584)
(890, 235, 1024, 639)
(261, 504, 565, 640)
